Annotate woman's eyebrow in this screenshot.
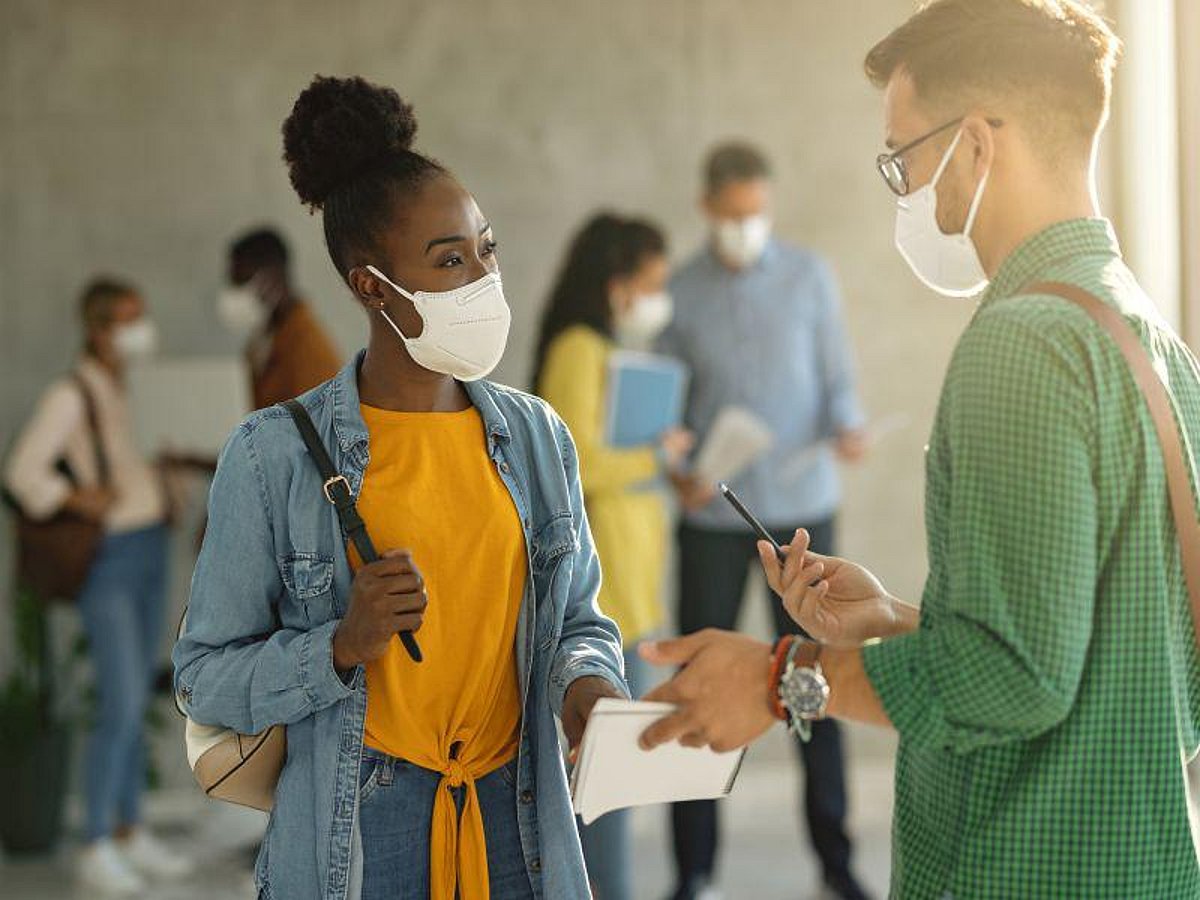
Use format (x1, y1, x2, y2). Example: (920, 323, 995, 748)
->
(424, 222, 492, 254)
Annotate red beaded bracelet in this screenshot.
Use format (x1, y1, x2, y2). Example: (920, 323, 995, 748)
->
(768, 635, 796, 721)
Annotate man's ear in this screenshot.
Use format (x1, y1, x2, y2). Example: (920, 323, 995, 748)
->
(961, 114, 996, 180)
(348, 266, 388, 312)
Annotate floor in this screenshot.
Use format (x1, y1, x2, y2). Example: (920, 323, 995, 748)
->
(1, 723, 898, 900)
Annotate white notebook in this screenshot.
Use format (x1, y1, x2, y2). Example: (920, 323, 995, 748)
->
(570, 699, 746, 825)
(691, 406, 775, 486)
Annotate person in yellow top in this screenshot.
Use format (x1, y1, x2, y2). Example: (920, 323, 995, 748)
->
(176, 77, 627, 900)
(534, 213, 692, 900)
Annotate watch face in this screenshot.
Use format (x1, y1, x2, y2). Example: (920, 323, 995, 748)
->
(780, 667, 830, 718)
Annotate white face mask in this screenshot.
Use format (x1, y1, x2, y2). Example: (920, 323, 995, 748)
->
(714, 214, 771, 269)
(112, 319, 159, 361)
(216, 279, 268, 338)
(894, 128, 991, 298)
(366, 266, 512, 382)
(616, 291, 674, 344)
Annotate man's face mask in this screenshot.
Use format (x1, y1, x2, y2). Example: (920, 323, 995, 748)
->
(893, 128, 991, 298)
(366, 266, 512, 382)
(713, 214, 771, 270)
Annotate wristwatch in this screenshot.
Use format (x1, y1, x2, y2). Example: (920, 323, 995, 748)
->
(776, 639, 830, 742)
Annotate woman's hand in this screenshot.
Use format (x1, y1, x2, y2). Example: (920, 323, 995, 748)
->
(659, 428, 695, 472)
(562, 675, 625, 762)
(332, 549, 428, 673)
(64, 487, 117, 522)
(757, 529, 915, 648)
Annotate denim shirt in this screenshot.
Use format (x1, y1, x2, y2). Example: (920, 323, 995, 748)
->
(173, 352, 627, 900)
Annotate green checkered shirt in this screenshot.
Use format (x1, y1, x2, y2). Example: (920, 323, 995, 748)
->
(862, 218, 1200, 899)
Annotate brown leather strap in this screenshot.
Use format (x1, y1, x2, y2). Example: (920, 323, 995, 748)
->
(1025, 281, 1200, 646)
(71, 372, 110, 487)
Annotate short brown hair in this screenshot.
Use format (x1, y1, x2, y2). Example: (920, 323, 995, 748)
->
(79, 277, 139, 330)
(704, 141, 771, 196)
(865, 0, 1122, 154)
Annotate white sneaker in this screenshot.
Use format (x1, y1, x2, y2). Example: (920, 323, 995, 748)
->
(78, 838, 147, 896)
(117, 827, 197, 880)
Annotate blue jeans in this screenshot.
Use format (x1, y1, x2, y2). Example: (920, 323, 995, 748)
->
(357, 748, 535, 900)
(577, 645, 650, 900)
(77, 524, 169, 842)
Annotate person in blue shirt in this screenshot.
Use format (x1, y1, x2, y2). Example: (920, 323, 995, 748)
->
(657, 141, 871, 900)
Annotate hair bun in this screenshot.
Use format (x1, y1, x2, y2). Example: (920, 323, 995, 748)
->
(282, 75, 418, 209)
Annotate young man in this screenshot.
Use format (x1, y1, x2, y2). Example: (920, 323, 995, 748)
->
(218, 227, 341, 409)
(656, 143, 870, 900)
(641, 2, 1200, 898)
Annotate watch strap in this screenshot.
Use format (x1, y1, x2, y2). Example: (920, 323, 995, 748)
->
(791, 639, 823, 672)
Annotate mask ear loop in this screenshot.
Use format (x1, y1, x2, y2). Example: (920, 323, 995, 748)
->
(962, 167, 991, 238)
(930, 128, 990, 239)
(364, 264, 419, 343)
(929, 128, 964, 188)
(365, 265, 416, 301)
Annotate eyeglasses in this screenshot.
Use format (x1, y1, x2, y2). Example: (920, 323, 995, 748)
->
(876, 116, 1002, 197)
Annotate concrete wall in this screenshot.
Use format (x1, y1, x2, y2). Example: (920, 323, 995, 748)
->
(1, 0, 1131, 635)
(0, 0, 942, 611)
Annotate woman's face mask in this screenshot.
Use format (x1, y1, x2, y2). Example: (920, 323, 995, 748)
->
(615, 291, 674, 344)
(366, 266, 512, 382)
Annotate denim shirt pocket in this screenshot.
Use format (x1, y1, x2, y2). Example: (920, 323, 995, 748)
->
(530, 513, 576, 652)
(278, 552, 336, 627)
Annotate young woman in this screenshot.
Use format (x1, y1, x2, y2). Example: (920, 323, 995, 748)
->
(173, 76, 626, 900)
(533, 214, 690, 900)
(5, 279, 191, 896)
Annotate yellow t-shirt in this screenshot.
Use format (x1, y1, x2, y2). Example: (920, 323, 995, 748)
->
(356, 403, 526, 900)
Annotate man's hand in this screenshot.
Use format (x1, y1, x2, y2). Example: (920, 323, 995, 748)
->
(638, 630, 776, 753)
(670, 471, 717, 512)
(659, 428, 695, 472)
(332, 549, 428, 673)
(834, 429, 870, 464)
(758, 529, 914, 648)
(563, 675, 625, 760)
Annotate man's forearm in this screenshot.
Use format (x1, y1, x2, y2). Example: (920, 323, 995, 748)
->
(823, 646, 893, 728)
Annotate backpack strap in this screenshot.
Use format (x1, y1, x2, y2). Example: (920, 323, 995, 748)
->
(282, 399, 422, 663)
(1026, 281, 1200, 647)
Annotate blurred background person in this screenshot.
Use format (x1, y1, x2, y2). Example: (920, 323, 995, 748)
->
(217, 226, 342, 410)
(3, 278, 193, 896)
(534, 212, 692, 900)
(656, 142, 871, 900)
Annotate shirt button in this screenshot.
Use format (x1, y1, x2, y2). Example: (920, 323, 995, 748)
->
(530, 858, 542, 873)
(520, 789, 534, 805)
(500, 462, 510, 473)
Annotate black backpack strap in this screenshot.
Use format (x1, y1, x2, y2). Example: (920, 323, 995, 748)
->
(281, 399, 422, 663)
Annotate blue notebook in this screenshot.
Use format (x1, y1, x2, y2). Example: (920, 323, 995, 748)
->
(605, 351, 689, 448)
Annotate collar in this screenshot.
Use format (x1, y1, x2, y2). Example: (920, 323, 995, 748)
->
(330, 350, 512, 454)
(981, 217, 1121, 306)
